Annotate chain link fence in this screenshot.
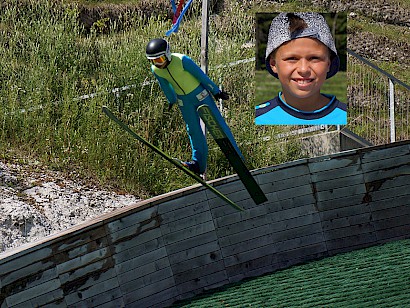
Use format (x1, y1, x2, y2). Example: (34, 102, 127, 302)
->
(347, 49, 410, 145)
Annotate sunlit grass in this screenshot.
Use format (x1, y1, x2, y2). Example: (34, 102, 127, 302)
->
(0, 0, 304, 198)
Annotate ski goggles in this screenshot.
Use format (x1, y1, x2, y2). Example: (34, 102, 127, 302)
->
(150, 55, 168, 65)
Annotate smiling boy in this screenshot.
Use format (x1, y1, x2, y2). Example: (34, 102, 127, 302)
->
(255, 13, 347, 125)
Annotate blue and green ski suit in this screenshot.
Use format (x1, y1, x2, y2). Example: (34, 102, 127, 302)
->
(151, 53, 243, 173)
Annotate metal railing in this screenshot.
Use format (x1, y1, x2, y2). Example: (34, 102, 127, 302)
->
(347, 49, 410, 145)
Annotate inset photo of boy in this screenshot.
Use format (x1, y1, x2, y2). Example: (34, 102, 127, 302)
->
(255, 12, 347, 125)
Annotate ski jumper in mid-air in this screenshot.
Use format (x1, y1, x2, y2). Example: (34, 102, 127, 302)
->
(146, 38, 244, 175)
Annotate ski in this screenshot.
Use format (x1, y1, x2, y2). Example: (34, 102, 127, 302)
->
(197, 104, 268, 205)
(102, 106, 244, 212)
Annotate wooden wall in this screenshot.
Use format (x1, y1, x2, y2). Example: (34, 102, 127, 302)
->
(1, 140, 409, 307)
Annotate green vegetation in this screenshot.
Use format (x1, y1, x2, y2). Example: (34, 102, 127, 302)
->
(348, 15, 410, 82)
(1, 0, 408, 198)
(0, 0, 302, 198)
(174, 239, 410, 307)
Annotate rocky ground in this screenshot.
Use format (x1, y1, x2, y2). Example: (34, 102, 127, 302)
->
(0, 160, 140, 255)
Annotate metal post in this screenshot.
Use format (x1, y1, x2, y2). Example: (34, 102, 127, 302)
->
(389, 78, 396, 143)
(200, 0, 209, 144)
(200, 0, 209, 74)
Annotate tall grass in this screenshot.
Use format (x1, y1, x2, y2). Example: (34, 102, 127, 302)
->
(0, 0, 303, 198)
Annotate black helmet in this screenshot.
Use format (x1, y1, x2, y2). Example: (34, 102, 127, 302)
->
(145, 38, 171, 61)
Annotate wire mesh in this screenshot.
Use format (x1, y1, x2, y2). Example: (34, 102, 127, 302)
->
(347, 54, 410, 145)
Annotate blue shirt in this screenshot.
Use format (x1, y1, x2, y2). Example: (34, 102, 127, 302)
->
(255, 93, 347, 125)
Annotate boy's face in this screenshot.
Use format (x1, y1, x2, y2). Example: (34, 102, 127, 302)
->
(269, 37, 331, 106)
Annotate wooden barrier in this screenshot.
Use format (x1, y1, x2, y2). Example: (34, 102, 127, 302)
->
(1, 140, 409, 307)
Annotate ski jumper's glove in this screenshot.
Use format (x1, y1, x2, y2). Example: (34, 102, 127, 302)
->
(214, 91, 230, 101)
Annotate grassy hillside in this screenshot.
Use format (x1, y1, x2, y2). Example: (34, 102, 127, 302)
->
(0, 0, 408, 198)
(0, 0, 303, 198)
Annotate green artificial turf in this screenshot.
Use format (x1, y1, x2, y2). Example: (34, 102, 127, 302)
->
(174, 239, 410, 307)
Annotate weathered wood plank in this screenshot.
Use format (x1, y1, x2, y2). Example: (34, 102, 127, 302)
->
(273, 242, 328, 269)
(117, 256, 170, 285)
(56, 247, 111, 275)
(85, 295, 125, 308)
(59, 259, 117, 293)
(369, 195, 409, 212)
(113, 237, 164, 265)
(129, 286, 179, 308)
(317, 194, 366, 211)
(165, 231, 218, 255)
(1, 260, 56, 292)
(223, 243, 278, 268)
(213, 198, 278, 228)
(320, 205, 371, 224)
(160, 202, 210, 226)
(123, 277, 176, 304)
(309, 155, 361, 173)
(374, 225, 410, 242)
(258, 163, 310, 185)
(218, 207, 319, 249)
(5, 278, 61, 307)
(326, 237, 377, 256)
(158, 191, 209, 215)
(168, 240, 220, 265)
(161, 209, 214, 234)
(65, 276, 120, 306)
(115, 246, 168, 275)
(218, 223, 274, 248)
(275, 232, 325, 253)
(162, 221, 216, 245)
(371, 205, 410, 221)
(270, 222, 323, 244)
(13, 288, 65, 308)
(360, 143, 410, 163)
(221, 215, 320, 257)
(272, 194, 316, 212)
(315, 183, 367, 202)
(107, 206, 158, 231)
(170, 250, 224, 274)
(261, 174, 312, 193)
(323, 222, 375, 241)
(364, 175, 410, 198)
(310, 164, 362, 183)
(364, 185, 410, 206)
(226, 254, 274, 281)
(53, 225, 108, 255)
(325, 232, 377, 253)
(373, 215, 410, 231)
(363, 164, 410, 183)
(176, 270, 228, 296)
(173, 259, 226, 285)
(321, 212, 372, 230)
(276, 184, 313, 201)
(107, 209, 161, 245)
(0, 247, 53, 277)
(362, 153, 410, 172)
(205, 194, 244, 216)
(314, 173, 364, 192)
(120, 267, 174, 297)
(111, 227, 162, 258)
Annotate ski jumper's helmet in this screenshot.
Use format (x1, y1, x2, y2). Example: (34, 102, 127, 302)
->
(265, 13, 340, 79)
(146, 38, 172, 62)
